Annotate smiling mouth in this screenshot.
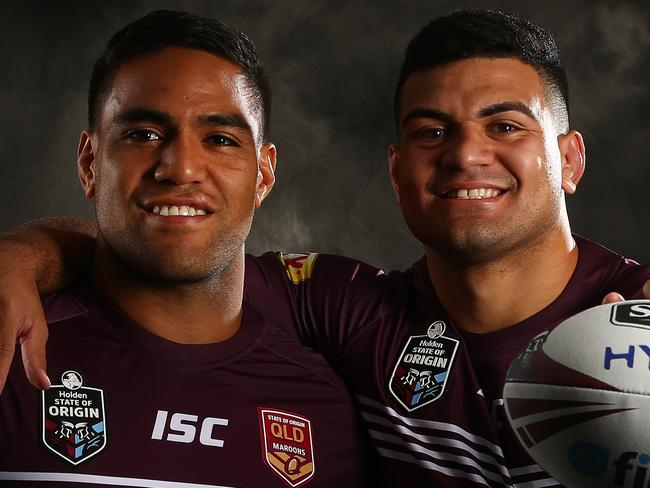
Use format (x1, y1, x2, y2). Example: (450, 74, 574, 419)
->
(150, 205, 208, 217)
(442, 188, 503, 200)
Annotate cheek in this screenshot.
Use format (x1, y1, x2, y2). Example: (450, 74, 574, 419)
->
(523, 146, 563, 194)
(543, 159, 563, 191)
(93, 162, 138, 210)
(544, 148, 564, 189)
(539, 128, 564, 185)
(397, 150, 435, 194)
(208, 167, 259, 209)
(499, 141, 558, 190)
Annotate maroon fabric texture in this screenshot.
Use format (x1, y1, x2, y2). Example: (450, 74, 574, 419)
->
(0, 286, 369, 487)
(246, 236, 650, 487)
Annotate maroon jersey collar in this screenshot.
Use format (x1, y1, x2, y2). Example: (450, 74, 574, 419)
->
(72, 284, 267, 369)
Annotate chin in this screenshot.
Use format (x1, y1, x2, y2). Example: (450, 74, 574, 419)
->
(132, 260, 218, 284)
(422, 227, 511, 263)
(119, 247, 237, 285)
(99, 226, 246, 285)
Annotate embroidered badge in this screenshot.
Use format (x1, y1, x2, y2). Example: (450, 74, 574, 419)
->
(278, 253, 319, 284)
(389, 321, 459, 412)
(42, 370, 107, 465)
(259, 408, 315, 487)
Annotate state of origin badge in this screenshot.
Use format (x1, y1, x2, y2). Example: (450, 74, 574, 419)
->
(42, 370, 107, 465)
(259, 408, 315, 487)
(389, 321, 459, 412)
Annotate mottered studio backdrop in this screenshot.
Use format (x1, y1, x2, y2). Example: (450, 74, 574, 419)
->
(1, 0, 648, 271)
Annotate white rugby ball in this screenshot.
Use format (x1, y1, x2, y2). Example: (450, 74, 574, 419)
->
(504, 300, 650, 488)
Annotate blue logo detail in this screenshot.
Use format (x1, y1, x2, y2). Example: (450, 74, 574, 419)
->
(614, 451, 650, 486)
(568, 441, 610, 476)
(604, 345, 650, 370)
(409, 371, 447, 406)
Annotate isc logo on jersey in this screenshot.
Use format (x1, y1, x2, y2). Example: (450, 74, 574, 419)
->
(278, 253, 318, 284)
(151, 410, 229, 447)
(259, 408, 315, 487)
(41, 370, 107, 465)
(389, 321, 459, 412)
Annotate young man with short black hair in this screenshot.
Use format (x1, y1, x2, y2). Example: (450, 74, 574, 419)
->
(0, 10, 368, 487)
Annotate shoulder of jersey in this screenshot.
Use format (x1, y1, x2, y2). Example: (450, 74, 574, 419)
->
(587, 238, 650, 295)
(42, 288, 88, 325)
(275, 251, 387, 286)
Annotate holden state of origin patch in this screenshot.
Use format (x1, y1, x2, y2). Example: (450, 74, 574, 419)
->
(389, 321, 459, 412)
(259, 408, 315, 487)
(41, 370, 107, 465)
(278, 253, 319, 284)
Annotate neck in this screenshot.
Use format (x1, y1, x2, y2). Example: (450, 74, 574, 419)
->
(426, 226, 578, 333)
(92, 240, 244, 344)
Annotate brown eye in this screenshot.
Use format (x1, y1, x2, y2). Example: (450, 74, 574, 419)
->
(415, 126, 446, 140)
(492, 122, 518, 134)
(125, 129, 161, 141)
(427, 127, 446, 139)
(206, 134, 237, 146)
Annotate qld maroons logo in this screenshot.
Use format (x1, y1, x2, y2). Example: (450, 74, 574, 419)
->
(42, 370, 107, 465)
(259, 408, 315, 487)
(389, 321, 459, 412)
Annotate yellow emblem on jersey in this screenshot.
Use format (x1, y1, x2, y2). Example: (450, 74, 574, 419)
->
(259, 408, 315, 487)
(278, 253, 319, 284)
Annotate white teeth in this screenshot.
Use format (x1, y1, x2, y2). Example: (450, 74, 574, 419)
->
(151, 205, 207, 217)
(446, 188, 501, 200)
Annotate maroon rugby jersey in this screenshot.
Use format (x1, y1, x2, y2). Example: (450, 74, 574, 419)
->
(0, 285, 369, 487)
(246, 235, 650, 487)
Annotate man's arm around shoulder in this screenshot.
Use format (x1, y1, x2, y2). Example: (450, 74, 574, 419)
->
(0, 217, 96, 392)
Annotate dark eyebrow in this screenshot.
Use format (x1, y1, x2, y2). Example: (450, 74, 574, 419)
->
(112, 108, 172, 127)
(401, 107, 453, 129)
(400, 101, 539, 130)
(111, 108, 255, 139)
(198, 113, 253, 136)
(478, 101, 538, 122)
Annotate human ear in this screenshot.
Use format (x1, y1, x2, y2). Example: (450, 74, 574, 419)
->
(559, 130, 585, 195)
(388, 143, 401, 204)
(77, 130, 98, 199)
(255, 143, 277, 208)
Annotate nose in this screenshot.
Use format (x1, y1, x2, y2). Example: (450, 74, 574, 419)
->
(440, 125, 494, 169)
(154, 132, 206, 184)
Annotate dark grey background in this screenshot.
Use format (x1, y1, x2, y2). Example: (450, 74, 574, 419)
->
(1, 0, 648, 270)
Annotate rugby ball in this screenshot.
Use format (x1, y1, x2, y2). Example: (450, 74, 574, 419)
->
(504, 300, 650, 488)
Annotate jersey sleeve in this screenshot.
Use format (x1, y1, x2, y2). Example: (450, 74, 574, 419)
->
(245, 252, 392, 366)
(607, 258, 650, 299)
(575, 236, 650, 301)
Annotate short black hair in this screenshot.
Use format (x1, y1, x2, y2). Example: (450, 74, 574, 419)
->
(395, 9, 569, 134)
(88, 10, 271, 142)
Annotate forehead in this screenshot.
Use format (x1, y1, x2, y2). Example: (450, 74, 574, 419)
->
(399, 58, 548, 120)
(100, 47, 259, 136)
